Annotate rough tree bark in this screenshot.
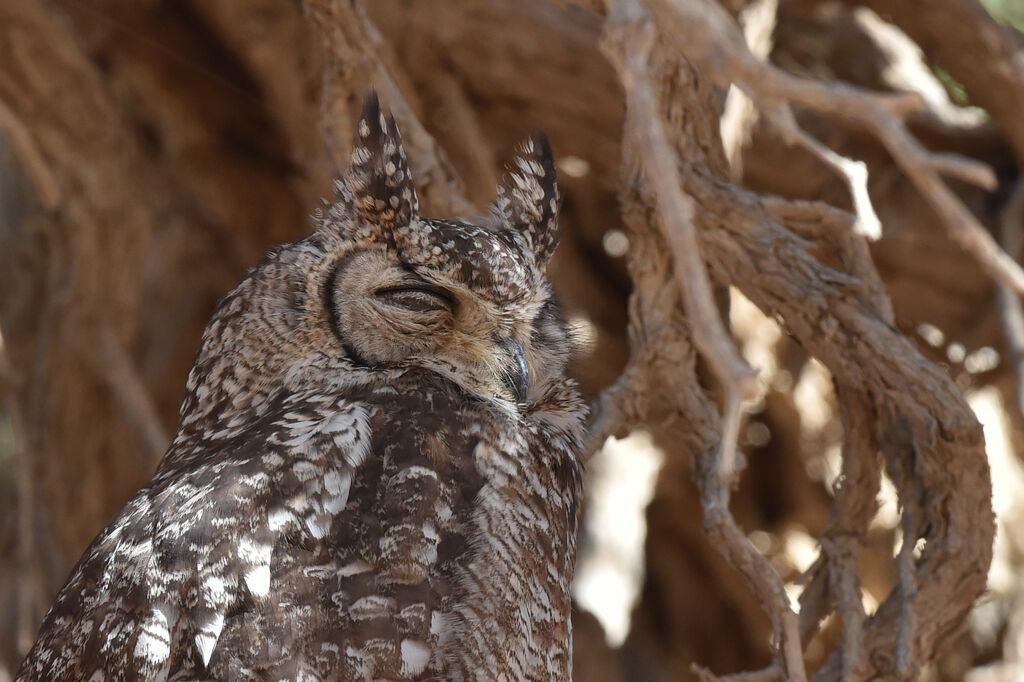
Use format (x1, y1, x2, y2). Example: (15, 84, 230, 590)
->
(0, 0, 1015, 679)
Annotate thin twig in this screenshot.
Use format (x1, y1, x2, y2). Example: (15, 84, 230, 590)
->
(998, 181, 1024, 415)
(924, 151, 998, 190)
(768, 106, 881, 240)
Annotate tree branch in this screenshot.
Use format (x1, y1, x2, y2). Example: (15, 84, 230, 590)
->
(767, 106, 881, 240)
(602, 0, 758, 480)
(644, 0, 1023, 299)
(846, 0, 1024, 167)
(998, 181, 1024, 415)
(602, 3, 806, 680)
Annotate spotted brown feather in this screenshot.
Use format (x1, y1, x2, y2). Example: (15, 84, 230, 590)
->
(16, 92, 585, 682)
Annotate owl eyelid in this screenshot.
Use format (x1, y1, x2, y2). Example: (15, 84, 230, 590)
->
(376, 282, 453, 302)
(374, 283, 455, 312)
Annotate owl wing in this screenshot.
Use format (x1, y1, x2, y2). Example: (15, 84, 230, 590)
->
(16, 393, 447, 681)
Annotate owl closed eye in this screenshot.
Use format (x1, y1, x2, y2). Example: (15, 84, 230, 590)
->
(311, 93, 567, 407)
(375, 282, 454, 314)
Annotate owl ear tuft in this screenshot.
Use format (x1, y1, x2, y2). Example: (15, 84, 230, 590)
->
(346, 92, 419, 232)
(493, 133, 560, 265)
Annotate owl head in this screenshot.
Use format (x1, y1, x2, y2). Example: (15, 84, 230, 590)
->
(180, 93, 568, 429)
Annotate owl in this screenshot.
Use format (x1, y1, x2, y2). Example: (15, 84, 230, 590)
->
(16, 93, 586, 681)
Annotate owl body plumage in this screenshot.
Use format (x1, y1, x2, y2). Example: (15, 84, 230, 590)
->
(17, 95, 585, 681)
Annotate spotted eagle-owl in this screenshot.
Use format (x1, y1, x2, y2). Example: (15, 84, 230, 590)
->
(17, 94, 586, 681)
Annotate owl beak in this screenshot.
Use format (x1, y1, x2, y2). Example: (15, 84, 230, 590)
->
(501, 337, 530, 404)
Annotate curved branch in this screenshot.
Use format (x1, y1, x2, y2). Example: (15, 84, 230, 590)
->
(690, 175, 994, 681)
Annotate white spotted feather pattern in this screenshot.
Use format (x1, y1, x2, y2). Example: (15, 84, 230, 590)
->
(17, 92, 585, 681)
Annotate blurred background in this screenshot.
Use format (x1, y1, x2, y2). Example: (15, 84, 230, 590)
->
(2, 0, 1024, 679)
